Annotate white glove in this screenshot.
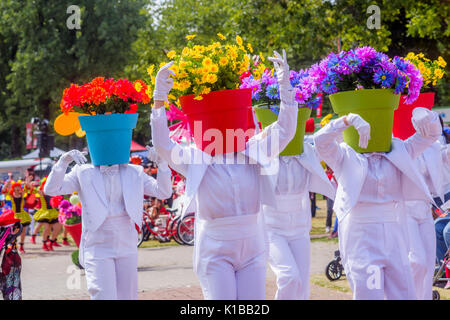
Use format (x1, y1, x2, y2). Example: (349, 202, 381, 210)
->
(153, 61, 175, 102)
(346, 113, 371, 149)
(146, 146, 168, 169)
(412, 107, 441, 138)
(59, 150, 87, 166)
(268, 49, 296, 105)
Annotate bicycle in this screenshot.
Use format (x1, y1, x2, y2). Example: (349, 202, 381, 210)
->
(137, 208, 179, 247)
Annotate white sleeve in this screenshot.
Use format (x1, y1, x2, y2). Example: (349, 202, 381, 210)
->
(313, 117, 349, 173)
(246, 101, 298, 160)
(150, 107, 190, 176)
(44, 161, 81, 196)
(143, 166, 173, 200)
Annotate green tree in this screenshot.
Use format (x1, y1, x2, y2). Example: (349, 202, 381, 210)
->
(0, 0, 147, 158)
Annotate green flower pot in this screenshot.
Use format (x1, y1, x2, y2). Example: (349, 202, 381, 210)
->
(329, 89, 400, 153)
(254, 105, 311, 156)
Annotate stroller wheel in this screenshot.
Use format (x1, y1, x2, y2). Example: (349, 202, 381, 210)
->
(432, 290, 440, 300)
(325, 260, 342, 281)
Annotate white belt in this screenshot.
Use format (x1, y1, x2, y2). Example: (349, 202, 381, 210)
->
(100, 214, 132, 229)
(262, 193, 305, 213)
(203, 214, 260, 241)
(349, 201, 401, 223)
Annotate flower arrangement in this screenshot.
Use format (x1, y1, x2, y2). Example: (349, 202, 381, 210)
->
(404, 52, 446, 91)
(58, 200, 81, 225)
(310, 47, 423, 104)
(239, 55, 322, 110)
(147, 34, 251, 102)
(60, 77, 151, 115)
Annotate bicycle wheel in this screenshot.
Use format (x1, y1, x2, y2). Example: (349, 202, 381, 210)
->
(177, 214, 195, 246)
(137, 224, 146, 247)
(170, 217, 184, 245)
(325, 260, 342, 281)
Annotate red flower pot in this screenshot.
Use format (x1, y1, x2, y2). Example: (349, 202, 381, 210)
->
(179, 89, 254, 155)
(393, 92, 435, 140)
(64, 223, 82, 248)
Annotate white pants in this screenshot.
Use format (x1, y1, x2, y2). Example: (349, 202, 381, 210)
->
(263, 194, 311, 300)
(339, 202, 416, 300)
(405, 201, 436, 300)
(194, 215, 266, 300)
(83, 215, 138, 300)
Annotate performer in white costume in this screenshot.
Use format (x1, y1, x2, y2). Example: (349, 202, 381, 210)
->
(263, 143, 336, 300)
(313, 108, 441, 300)
(151, 50, 299, 300)
(405, 141, 450, 299)
(44, 149, 172, 299)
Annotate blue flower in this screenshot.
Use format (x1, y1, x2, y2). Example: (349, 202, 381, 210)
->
(306, 96, 321, 109)
(320, 74, 339, 94)
(266, 84, 280, 100)
(373, 69, 394, 88)
(269, 105, 280, 116)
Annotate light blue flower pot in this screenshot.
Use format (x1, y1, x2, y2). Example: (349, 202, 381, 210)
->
(78, 113, 138, 166)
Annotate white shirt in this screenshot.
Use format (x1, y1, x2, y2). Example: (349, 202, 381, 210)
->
(275, 156, 309, 195)
(99, 165, 127, 217)
(196, 153, 260, 220)
(358, 153, 402, 204)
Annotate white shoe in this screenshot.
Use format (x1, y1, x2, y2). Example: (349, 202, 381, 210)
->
(325, 227, 330, 233)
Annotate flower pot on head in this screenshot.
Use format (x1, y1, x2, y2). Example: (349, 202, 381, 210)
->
(78, 113, 138, 165)
(254, 105, 312, 156)
(179, 88, 254, 155)
(393, 92, 435, 140)
(329, 89, 400, 153)
(64, 223, 82, 248)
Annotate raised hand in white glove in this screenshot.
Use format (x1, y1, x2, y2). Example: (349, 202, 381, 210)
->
(59, 150, 88, 166)
(412, 107, 440, 138)
(146, 146, 169, 170)
(153, 61, 176, 102)
(268, 49, 296, 105)
(345, 113, 371, 149)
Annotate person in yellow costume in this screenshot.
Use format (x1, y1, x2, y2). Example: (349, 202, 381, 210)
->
(31, 178, 62, 251)
(1, 180, 32, 254)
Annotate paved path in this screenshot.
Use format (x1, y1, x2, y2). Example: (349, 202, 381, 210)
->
(20, 239, 350, 300)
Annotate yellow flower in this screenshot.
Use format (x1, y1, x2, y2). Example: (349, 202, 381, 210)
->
(167, 50, 176, 59)
(437, 56, 447, 68)
(219, 57, 228, 66)
(209, 64, 219, 73)
(134, 81, 143, 92)
(236, 35, 243, 46)
(259, 52, 265, 62)
(186, 34, 196, 40)
(194, 96, 203, 100)
(182, 47, 190, 56)
(159, 62, 168, 68)
(147, 65, 155, 77)
(206, 74, 217, 84)
(217, 33, 226, 40)
(202, 57, 213, 68)
(435, 68, 444, 79)
(247, 43, 253, 53)
(201, 87, 211, 95)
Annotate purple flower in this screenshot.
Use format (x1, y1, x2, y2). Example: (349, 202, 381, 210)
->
(355, 46, 378, 65)
(339, 51, 361, 75)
